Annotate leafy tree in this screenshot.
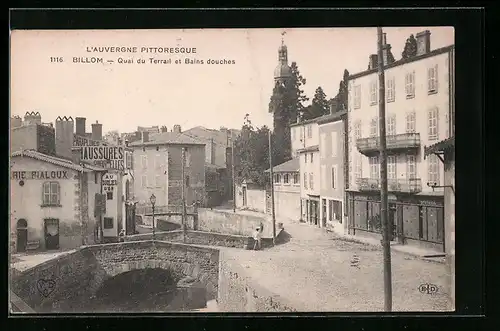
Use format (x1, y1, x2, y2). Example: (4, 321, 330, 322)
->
(103, 130, 120, 143)
(330, 69, 349, 114)
(304, 86, 329, 120)
(402, 34, 418, 59)
(268, 61, 309, 165)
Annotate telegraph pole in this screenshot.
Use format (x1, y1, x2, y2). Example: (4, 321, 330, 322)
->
(181, 147, 187, 243)
(377, 27, 393, 312)
(268, 130, 277, 245)
(231, 131, 236, 213)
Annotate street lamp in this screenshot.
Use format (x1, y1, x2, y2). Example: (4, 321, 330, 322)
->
(150, 193, 156, 241)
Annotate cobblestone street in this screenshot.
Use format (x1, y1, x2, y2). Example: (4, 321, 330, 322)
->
(223, 219, 452, 312)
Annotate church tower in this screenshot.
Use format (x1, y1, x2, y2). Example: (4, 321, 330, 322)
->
(273, 37, 292, 86)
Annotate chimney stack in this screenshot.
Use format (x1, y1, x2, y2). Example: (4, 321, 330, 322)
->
(91, 120, 103, 141)
(142, 131, 149, 143)
(381, 33, 393, 66)
(369, 54, 378, 70)
(416, 30, 431, 56)
(23, 111, 42, 126)
(173, 125, 182, 134)
(11, 116, 22, 128)
(75, 117, 86, 136)
(55, 116, 74, 160)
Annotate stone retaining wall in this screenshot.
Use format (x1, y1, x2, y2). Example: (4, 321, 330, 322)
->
(198, 208, 273, 237)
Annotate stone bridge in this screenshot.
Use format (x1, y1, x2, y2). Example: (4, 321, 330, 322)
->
(10, 240, 219, 312)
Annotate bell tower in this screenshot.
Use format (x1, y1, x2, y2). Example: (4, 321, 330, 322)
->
(273, 32, 292, 85)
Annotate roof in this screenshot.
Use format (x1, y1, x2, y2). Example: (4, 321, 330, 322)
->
(129, 132, 205, 147)
(348, 44, 455, 81)
(316, 111, 347, 125)
(183, 126, 241, 146)
(265, 157, 299, 173)
(297, 145, 320, 153)
(424, 136, 455, 157)
(10, 150, 106, 172)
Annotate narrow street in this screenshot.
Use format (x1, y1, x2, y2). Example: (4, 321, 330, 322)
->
(223, 218, 451, 312)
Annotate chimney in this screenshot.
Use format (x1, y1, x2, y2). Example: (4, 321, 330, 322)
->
(173, 125, 182, 134)
(11, 116, 22, 128)
(91, 120, 103, 141)
(416, 30, 431, 56)
(23, 111, 42, 126)
(75, 117, 86, 136)
(55, 116, 74, 160)
(142, 131, 149, 143)
(381, 33, 393, 66)
(369, 54, 378, 70)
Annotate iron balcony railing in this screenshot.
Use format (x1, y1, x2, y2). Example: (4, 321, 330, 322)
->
(356, 177, 422, 194)
(356, 133, 421, 155)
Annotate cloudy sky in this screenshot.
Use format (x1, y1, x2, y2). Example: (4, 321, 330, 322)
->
(10, 27, 454, 134)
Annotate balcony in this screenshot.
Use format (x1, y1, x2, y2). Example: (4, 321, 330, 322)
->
(356, 133, 421, 156)
(356, 178, 422, 194)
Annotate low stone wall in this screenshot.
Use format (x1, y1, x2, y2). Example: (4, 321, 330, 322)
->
(217, 250, 305, 312)
(198, 208, 273, 237)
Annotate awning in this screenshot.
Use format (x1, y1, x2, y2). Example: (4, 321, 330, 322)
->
(424, 136, 455, 158)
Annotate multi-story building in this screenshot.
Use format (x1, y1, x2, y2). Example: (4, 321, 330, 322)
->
(346, 30, 454, 251)
(318, 111, 348, 234)
(290, 117, 321, 226)
(129, 129, 206, 209)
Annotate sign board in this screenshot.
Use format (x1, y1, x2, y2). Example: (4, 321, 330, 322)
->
(11, 170, 70, 180)
(73, 134, 102, 147)
(80, 146, 125, 171)
(102, 173, 118, 186)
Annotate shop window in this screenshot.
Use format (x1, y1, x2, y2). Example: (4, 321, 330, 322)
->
(104, 217, 114, 229)
(106, 191, 113, 200)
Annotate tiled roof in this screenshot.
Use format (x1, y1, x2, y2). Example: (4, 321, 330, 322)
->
(265, 157, 300, 173)
(129, 132, 204, 147)
(316, 111, 347, 125)
(297, 145, 320, 153)
(424, 136, 455, 156)
(10, 150, 106, 172)
(184, 126, 241, 146)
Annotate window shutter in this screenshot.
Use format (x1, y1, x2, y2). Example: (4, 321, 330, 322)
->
(435, 107, 440, 139)
(435, 64, 439, 91)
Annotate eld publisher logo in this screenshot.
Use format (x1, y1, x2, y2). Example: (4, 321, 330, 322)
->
(418, 283, 439, 295)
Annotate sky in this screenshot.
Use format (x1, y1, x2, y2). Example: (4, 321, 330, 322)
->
(10, 27, 454, 135)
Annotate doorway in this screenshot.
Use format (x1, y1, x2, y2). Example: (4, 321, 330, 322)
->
(16, 219, 28, 253)
(44, 219, 60, 250)
(125, 203, 137, 235)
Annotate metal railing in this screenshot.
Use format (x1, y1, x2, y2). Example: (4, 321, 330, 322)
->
(136, 204, 197, 215)
(356, 177, 422, 193)
(356, 133, 421, 154)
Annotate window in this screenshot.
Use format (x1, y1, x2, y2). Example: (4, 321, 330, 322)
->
(309, 173, 314, 190)
(428, 107, 439, 141)
(155, 154, 162, 169)
(406, 112, 416, 133)
(103, 217, 113, 229)
(428, 64, 438, 93)
(321, 166, 326, 190)
(405, 71, 415, 98)
(331, 132, 338, 157)
(106, 191, 113, 200)
(310, 153, 314, 163)
(307, 125, 313, 138)
(388, 156, 397, 179)
(332, 166, 338, 189)
(320, 133, 326, 158)
(353, 85, 361, 109)
(300, 127, 305, 142)
(155, 174, 161, 187)
(354, 121, 362, 140)
(406, 154, 416, 179)
(304, 153, 307, 163)
(141, 155, 147, 168)
(293, 173, 299, 184)
(370, 117, 378, 137)
(445, 112, 450, 138)
(355, 156, 362, 179)
(42, 181, 60, 206)
(284, 174, 290, 184)
(94, 173, 98, 184)
(304, 173, 308, 189)
(274, 174, 281, 183)
(369, 157, 379, 179)
(184, 149, 191, 167)
(428, 155, 440, 183)
(185, 175, 190, 187)
(386, 76, 395, 102)
(126, 152, 133, 169)
(387, 115, 396, 136)
(370, 80, 378, 105)
(141, 175, 147, 188)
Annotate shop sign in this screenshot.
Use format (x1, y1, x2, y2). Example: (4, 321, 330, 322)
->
(11, 170, 69, 180)
(102, 173, 118, 186)
(80, 146, 125, 171)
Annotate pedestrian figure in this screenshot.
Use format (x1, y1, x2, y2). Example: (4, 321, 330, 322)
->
(253, 227, 262, 250)
(118, 229, 125, 242)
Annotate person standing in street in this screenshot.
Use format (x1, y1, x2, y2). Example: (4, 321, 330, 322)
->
(253, 227, 262, 250)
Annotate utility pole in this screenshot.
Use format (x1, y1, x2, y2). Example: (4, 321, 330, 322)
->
(268, 130, 277, 245)
(181, 147, 187, 243)
(231, 131, 236, 213)
(377, 27, 393, 312)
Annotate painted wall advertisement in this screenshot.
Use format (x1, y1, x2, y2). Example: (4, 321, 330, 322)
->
(80, 146, 125, 171)
(103, 173, 118, 193)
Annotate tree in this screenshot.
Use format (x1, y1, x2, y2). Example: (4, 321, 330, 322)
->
(268, 61, 309, 165)
(330, 69, 349, 113)
(304, 86, 329, 120)
(103, 130, 120, 143)
(402, 34, 418, 59)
